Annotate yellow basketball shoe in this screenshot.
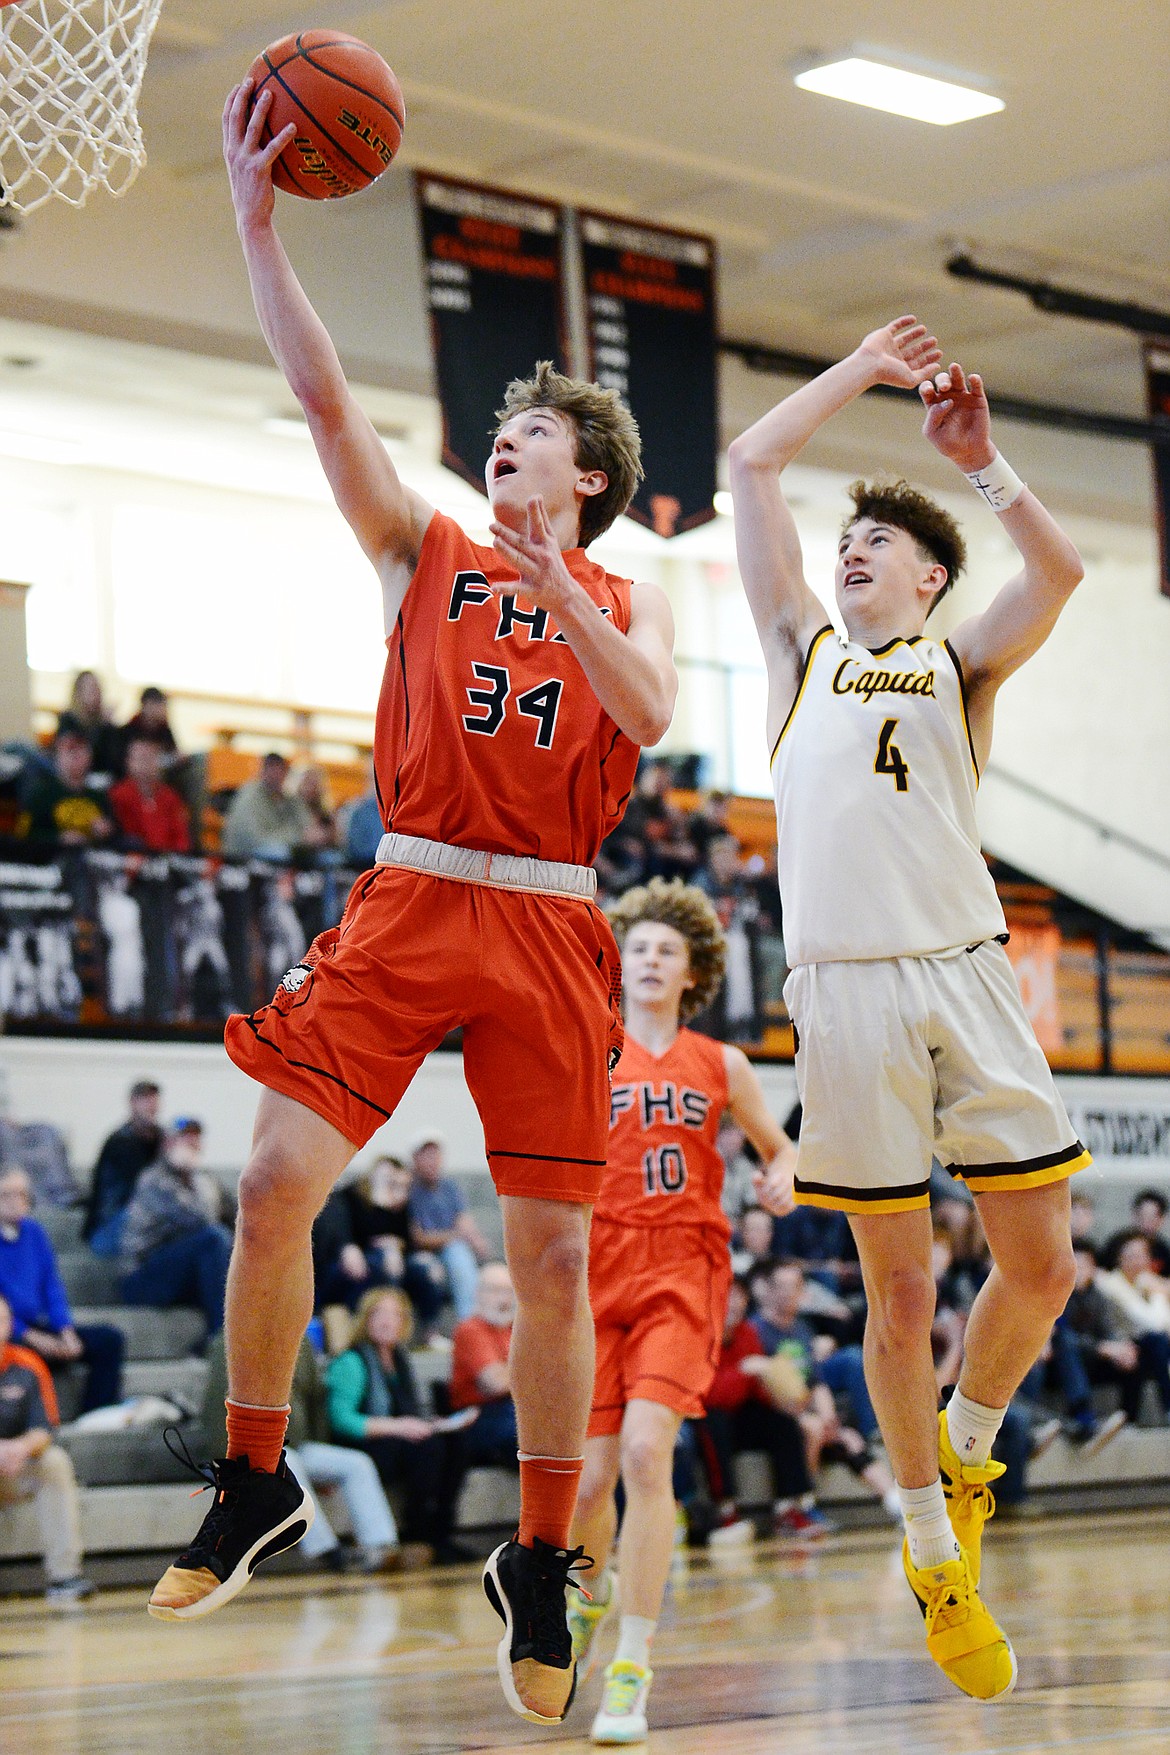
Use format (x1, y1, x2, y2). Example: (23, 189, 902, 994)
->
(902, 1540, 1017, 1701)
(568, 1568, 613, 1678)
(938, 1409, 1006, 1587)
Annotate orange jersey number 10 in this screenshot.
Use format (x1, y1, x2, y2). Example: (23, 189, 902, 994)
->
(642, 1144, 688, 1196)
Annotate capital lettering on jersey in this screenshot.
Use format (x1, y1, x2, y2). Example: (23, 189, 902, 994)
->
(610, 1080, 712, 1131)
(446, 570, 614, 645)
(448, 571, 493, 620)
(832, 660, 936, 703)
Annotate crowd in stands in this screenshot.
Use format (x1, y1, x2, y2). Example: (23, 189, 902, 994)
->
(2, 1062, 1170, 1600)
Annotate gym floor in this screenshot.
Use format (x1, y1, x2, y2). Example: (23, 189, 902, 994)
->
(1, 1510, 1167, 1753)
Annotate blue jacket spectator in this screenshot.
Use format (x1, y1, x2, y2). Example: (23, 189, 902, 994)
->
(0, 1166, 124, 1412)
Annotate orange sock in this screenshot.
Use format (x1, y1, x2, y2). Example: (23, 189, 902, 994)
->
(225, 1399, 290, 1474)
(518, 1453, 584, 1551)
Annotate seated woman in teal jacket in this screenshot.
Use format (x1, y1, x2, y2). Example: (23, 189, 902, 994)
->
(326, 1286, 471, 1563)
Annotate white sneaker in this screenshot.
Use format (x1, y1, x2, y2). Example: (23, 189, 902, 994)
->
(591, 1660, 652, 1744)
(708, 1516, 754, 1547)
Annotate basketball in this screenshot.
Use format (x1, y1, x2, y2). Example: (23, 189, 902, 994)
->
(247, 31, 405, 200)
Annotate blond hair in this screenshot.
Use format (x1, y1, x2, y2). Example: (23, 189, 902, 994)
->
(495, 361, 643, 546)
(349, 1286, 414, 1349)
(606, 877, 726, 1021)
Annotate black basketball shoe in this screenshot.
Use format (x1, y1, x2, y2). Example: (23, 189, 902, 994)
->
(148, 1442, 312, 1621)
(482, 1535, 590, 1723)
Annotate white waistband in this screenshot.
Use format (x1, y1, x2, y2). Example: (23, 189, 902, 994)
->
(374, 832, 596, 900)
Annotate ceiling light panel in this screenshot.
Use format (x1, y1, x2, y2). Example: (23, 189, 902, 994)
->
(794, 57, 1004, 126)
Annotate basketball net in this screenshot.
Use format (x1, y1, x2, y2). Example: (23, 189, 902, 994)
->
(0, 0, 164, 214)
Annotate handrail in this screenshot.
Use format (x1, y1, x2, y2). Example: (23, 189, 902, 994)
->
(983, 763, 1170, 877)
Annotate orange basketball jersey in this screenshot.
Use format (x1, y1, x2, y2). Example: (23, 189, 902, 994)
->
(373, 510, 641, 865)
(598, 1027, 731, 1245)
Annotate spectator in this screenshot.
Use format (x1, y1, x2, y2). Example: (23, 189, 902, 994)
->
(203, 1330, 406, 1573)
(220, 752, 317, 861)
(64, 670, 123, 779)
(771, 1203, 860, 1295)
(1070, 1190, 1098, 1247)
(0, 1094, 79, 1211)
(729, 1206, 776, 1277)
(312, 1155, 444, 1326)
(84, 1080, 163, 1253)
(703, 1276, 822, 1540)
(1096, 1232, 1170, 1421)
(108, 736, 191, 854)
(338, 760, 384, 870)
(693, 836, 763, 1043)
(686, 791, 732, 868)
(119, 1120, 232, 1334)
(450, 1262, 517, 1467)
(718, 1120, 762, 1223)
(18, 722, 114, 847)
(295, 766, 339, 849)
(0, 1293, 93, 1604)
(407, 1134, 490, 1324)
(0, 1168, 124, 1413)
(1106, 1191, 1170, 1277)
(750, 1260, 896, 1518)
(1064, 1241, 1169, 1427)
(120, 686, 180, 768)
(326, 1288, 472, 1563)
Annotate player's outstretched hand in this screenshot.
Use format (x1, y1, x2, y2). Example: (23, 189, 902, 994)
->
(855, 316, 942, 390)
(222, 78, 296, 230)
(754, 1140, 797, 1217)
(489, 497, 576, 609)
(920, 363, 995, 471)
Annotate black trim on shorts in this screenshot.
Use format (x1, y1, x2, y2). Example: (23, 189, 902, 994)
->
(241, 1016, 393, 1118)
(794, 1173, 932, 1204)
(488, 1148, 607, 1167)
(947, 1139, 1087, 1181)
(599, 726, 624, 769)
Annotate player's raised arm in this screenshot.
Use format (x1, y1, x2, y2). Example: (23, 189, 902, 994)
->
(728, 318, 941, 746)
(223, 79, 433, 618)
(922, 364, 1084, 738)
(722, 1044, 796, 1216)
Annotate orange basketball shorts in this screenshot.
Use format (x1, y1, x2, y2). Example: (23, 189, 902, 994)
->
(225, 865, 624, 1204)
(587, 1218, 732, 1436)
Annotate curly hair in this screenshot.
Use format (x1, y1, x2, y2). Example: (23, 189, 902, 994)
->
(844, 477, 967, 614)
(495, 361, 643, 547)
(606, 877, 726, 1022)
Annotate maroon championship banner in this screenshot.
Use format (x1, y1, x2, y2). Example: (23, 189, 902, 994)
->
(1145, 343, 1170, 598)
(415, 172, 569, 494)
(579, 212, 718, 538)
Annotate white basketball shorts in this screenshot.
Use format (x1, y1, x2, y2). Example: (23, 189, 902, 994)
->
(784, 939, 1090, 1214)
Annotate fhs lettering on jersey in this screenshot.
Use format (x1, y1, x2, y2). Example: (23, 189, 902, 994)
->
(610, 1081, 712, 1130)
(446, 569, 614, 644)
(832, 660, 936, 703)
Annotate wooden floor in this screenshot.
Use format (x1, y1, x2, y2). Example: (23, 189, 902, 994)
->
(2, 1512, 1169, 1754)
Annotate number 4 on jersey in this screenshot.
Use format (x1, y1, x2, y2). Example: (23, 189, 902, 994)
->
(875, 718, 909, 792)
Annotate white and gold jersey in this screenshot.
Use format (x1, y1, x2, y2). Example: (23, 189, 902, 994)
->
(772, 625, 1006, 965)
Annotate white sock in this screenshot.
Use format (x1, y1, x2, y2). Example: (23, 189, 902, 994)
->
(614, 1614, 655, 1669)
(946, 1389, 1006, 1467)
(899, 1479, 961, 1570)
(590, 1567, 614, 1609)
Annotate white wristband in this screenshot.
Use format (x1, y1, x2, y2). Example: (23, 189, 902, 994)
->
(963, 451, 1026, 513)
